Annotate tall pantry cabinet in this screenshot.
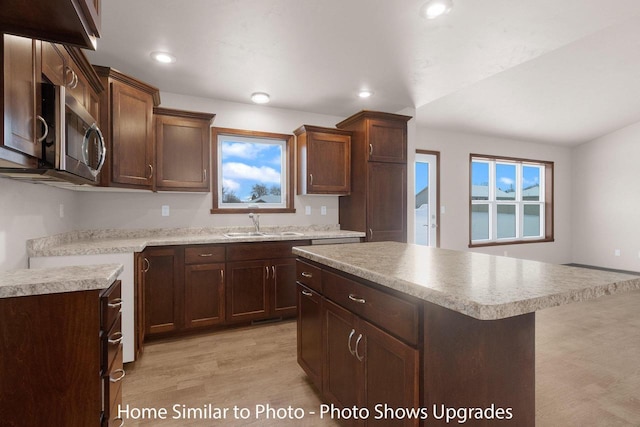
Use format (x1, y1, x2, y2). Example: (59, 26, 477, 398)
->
(336, 111, 411, 242)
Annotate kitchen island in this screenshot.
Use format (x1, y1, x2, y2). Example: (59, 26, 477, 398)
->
(292, 242, 640, 427)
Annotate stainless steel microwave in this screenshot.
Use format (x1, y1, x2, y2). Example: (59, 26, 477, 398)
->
(0, 83, 106, 185)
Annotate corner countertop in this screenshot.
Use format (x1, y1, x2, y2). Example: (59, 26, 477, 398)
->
(27, 225, 365, 257)
(292, 242, 640, 320)
(0, 264, 124, 298)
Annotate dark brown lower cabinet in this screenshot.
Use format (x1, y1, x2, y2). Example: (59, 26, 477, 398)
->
(323, 300, 419, 427)
(0, 280, 122, 426)
(184, 262, 225, 328)
(142, 246, 182, 336)
(297, 284, 324, 390)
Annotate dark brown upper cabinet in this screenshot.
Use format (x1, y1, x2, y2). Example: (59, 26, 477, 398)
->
(294, 125, 351, 196)
(336, 110, 411, 243)
(154, 108, 215, 192)
(0, 0, 101, 50)
(94, 66, 160, 190)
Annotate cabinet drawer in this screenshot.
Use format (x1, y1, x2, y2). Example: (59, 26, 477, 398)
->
(101, 280, 122, 331)
(185, 245, 225, 264)
(227, 241, 308, 261)
(104, 344, 124, 419)
(323, 270, 419, 346)
(103, 315, 122, 373)
(296, 260, 322, 292)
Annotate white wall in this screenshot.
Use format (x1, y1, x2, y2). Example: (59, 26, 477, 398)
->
(0, 178, 79, 269)
(76, 93, 347, 230)
(414, 128, 573, 264)
(571, 120, 640, 271)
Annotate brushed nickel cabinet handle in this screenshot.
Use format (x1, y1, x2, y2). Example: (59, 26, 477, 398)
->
(148, 164, 154, 179)
(265, 266, 270, 279)
(368, 228, 373, 240)
(65, 67, 75, 87)
(355, 334, 364, 361)
(347, 329, 356, 356)
(301, 290, 313, 297)
(310, 173, 313, 186)
(113, 418, 125, 427)
(369, 143, 373, 156)
(348, 294, 366, 304)
(108, 331, 124, 345)
(199, 253, 214, 257)
(203, 169, 207, 182)
(142, 257, 150, 273)
(220, 269, 224, 282)
(271, 265, 275, 279)
(107, 298, 123, 309)
(36, 115, 49, 143)
(301, 272, 313, 278)
(110, 368, 126, 383)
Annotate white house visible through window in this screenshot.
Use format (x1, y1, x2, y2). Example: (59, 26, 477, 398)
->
(470, 154, 553, 246)
(211, 128, 295, 213)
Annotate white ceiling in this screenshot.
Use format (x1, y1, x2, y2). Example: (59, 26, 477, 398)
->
(85, 0, 640, 146)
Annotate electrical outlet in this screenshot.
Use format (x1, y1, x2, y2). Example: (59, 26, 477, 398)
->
(503, 250, 508, 257)
(614, 249, 621, 257)
(59, 204, 64, 218)
(162, 205, 170, 217)
(321, 206, 327, 215)
(440, 206, 446, 214)
(305, 206, 311, 215)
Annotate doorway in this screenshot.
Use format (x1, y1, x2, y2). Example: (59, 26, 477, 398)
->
(414, 150, 440, 247)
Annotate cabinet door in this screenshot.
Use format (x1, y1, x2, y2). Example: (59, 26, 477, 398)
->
(2, 35, 42, 159)
(361, 319, 419, 427)
(323, 300, 362, 412)
(226, 260, 268, 323)
(306, 131, 350, 194)
(111, 81, 154, 188)
(367, 118, 407, 163)
(184, 263, 225, 328)
(142, 247, 181, 336)
(367, 162, 407, 242)
(41, 42, 65, 86)
(297, 284, 323, 391)
(155, 114, 210, 191)
(272, 257, 297, 317)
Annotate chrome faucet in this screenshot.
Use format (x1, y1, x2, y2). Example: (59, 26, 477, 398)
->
(249, 213, 260, 234)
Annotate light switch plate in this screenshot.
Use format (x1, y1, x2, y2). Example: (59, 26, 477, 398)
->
(162, 205, 170, 216)
(305, 206, 311, 215)
(321, 206, 327, 215)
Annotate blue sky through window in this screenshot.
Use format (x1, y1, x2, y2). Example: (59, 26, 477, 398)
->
(220, 138, 283, 203)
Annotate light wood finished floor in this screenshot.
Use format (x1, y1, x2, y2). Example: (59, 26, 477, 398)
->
(122, 290, 640, 426)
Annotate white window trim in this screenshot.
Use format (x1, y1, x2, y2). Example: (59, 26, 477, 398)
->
(471, 158, 546, 244)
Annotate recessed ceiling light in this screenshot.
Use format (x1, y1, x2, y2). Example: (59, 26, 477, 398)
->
(358, 90, 373, 98)
(150, 51, 176, 64)
(420, 0, 453, 19)
(251, 92, 270, 104)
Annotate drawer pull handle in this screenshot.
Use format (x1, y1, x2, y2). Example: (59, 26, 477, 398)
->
(110, 368, 126, 383)
(108, 331, 124, 345)
(348, 294, 366, 304)
(108, 298, 123, 309)
(301, 272, 313, 278)
(355, 334, 364, 361)
(199, 253, 214, 257)
(301, 290, 313, 297)
(113, 418, 125, 427)
(347, 329, 356, 356)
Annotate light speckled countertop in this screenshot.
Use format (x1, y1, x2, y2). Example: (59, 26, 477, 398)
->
(28, 225, 365, 257)
(0, 264, 123, 298)
(293, 242, 640, 320)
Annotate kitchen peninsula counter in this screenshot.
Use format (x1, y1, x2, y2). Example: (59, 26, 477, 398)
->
(0, 264, 123, 298)
(292, 242, 640, 427)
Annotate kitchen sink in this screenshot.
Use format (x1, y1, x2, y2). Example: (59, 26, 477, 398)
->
(222, 231, 305, 238)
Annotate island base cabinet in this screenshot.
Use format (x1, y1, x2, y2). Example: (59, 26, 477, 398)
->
(423, 302, 535, 427)
(323, 299, 420, 427)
